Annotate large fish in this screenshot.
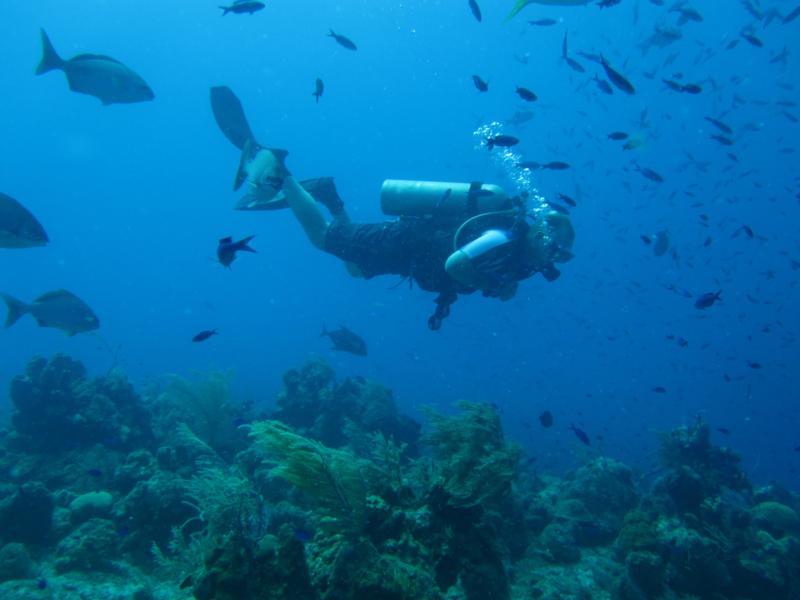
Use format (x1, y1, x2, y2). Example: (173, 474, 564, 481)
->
(506, 0, 590, 22)
(321, 324, 368, 356)
(1, 290, 99, 335)
(35, 29, 154, 105)
(0, 193, 49, 248)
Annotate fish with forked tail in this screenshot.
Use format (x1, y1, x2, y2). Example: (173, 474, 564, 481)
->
(2, 290, 99, 336)
(217, 235, 257, 268)
(321, 324, 368, 356)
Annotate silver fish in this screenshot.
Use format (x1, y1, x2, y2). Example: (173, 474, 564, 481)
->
(0, 193, 48, 248)
(2, 290, 99, 336)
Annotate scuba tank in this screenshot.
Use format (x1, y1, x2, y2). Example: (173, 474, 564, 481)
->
(380, 180, 510, 217)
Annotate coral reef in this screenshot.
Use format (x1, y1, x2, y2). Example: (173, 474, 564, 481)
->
(0, 354, 799, 600)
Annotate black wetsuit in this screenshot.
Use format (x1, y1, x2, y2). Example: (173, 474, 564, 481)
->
(324, 217, 475, 329)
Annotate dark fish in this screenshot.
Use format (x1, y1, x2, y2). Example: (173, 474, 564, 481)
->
(217, 235, 256, 268)
(711, 134, 734, 146)
(219, 1, 265, 15)
(472, 75, 489, 92)
(640, 235, 652, 245)
(516, 86, 538, 101)
(682, 83, 703, 94)
(651, 386, 667, 393)
(716, 428, 731, 435)
(784, 4, 800, 23)
(600, 56, 635, 94)
(694, 290, 721, 309)
(486, 135, 519, 150)
(746, 360, 762, 370)
(634, 164, 664, 183)
(565, 57, 586, 73)
(1, 289, 99, 335)
(0, 192, 49, 248)
(193, 329, 218, 343)
(741, 225, 754, 238)
(544, 161, 570, 170)
(313, 78, 324, 103)
(653, 230, 670, 256)
(705, 116, 733, 135)
(328, 30, 357, 51)
(662, 78, 684, 92)
(558, 193, 577, 207)
(593, 75, 614, 95)
(607, 131, 628, 140)
(35, 29, 154, 105)
(529, 18, 557, 26)
(321, 324, 367, 356)
(740, 32, 763, 47)
(468, 0, 482, 22)
(539, 410, 554, 428)
(569, 424, 591, 446)
(210, 86, 256, 151)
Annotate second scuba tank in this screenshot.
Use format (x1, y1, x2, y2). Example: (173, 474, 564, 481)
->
(380, 180, 510, 217)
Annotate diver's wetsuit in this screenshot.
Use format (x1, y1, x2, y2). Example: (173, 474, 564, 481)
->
(324, 217, 475, 329)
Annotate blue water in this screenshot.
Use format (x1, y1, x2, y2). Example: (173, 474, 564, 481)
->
(2, 1, 798, 487)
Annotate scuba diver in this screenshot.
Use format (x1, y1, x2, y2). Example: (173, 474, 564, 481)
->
(210, 86, 575, 330)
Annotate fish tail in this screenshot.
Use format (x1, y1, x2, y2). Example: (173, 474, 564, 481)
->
(219, 6, 230, 15)
(504, 0, 531, 23)
(35, 29, 64, 75)
(238, 235, 257, 253)
(1, 293, 29, 328)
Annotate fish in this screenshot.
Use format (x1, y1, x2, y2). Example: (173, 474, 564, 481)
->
(740, 32, 763, 47)
(472, 75, 489, 92)
(486, 135, 519, 150)
(558, 193, 577, 207)
(784, 4, 800, 23)
(0, 193, 49, 248)
(593, 75, 614, 95)
(468, 0, 482, 22)
(313, 78, 324, 103)
(219, 1, 265, 15)
(694, 290, 721, 309)
(544, 161, 571, 170)
(653, 230, 670, 256)
(711, 134, 734, 146)
(321, 324, 368, 356)
(634, 164, 664, 183)
(607, 131, 628, 140)
(1, 289, 99, 336)
(217, 235, 256, 268)
(87, 468, 104, 478)
(716, 428, 731, 435)
(35, 29, 154, 105)
(681, 83, 702, 94)
(704, 116, 733, 135)
(569, 424, 591, 446)
(192, 329, 218, 343)
(539, 410, 554, 428)
(651, 386, 667, 393)
(746, 361, 762, 370)
(600, 56, 635, 94)
(516, 87, 538, 101)
(529, 18, 558, 25)
(561, 32, 586, 73)
(328, 30, 357, 51)
(506, 0, 590, 22)
(640, 235, 652, 245)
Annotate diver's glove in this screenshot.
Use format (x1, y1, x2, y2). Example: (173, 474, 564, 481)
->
(541, 263, 561, 282)
(428, 291, 457, 331)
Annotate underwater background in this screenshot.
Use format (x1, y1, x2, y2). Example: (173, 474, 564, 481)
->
(1, 1, 800, 599)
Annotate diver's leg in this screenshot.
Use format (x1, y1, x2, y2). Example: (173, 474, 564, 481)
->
(283, 177, 330, 249)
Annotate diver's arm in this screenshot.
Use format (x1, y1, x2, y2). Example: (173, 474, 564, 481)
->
(283, 176, 330, 249)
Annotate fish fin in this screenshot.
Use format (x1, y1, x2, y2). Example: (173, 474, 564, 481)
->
(219, 236, 233, 244)
(504, 0, 532, 22)
(233, 138, 254, 191)
(237, 235, 257, 253)
(1, 293, 29, 328)
(219, 7, 230, 16)
(35, 29, 64, 75)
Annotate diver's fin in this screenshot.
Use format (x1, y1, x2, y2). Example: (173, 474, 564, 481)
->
(504, 0, 532, 22)
(1, 293, 29, 328)
(233, 138, 257, 191)
(210, 86, 257, 150)
(35, 29, 65, 75)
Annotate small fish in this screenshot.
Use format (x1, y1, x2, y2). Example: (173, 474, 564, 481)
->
(472, 75, 489, 92)
(219, 1, 265, 15)
(1, 289, 99, 335)
(516, 86, 538, 101)
(0, 192, 49, 248)
(486, 134, 519, 150)
(740, 32, 763, 47)
(529, 18, 557, 26)
(312, 78, 324, 103)
(682, 83, 703, 94)
(565, 56, 586, 73)
(468, 0, 482, 22)
(607, 131, 629, 140)
(217, 235, 256, 268)
(784, 4, 800, 24)
(328, 30, 357, 51)
(705, 116, 733, 135)
(35, 29, 154, 105)
(539, 410, 554, 428)
(746, 360, 762, 370)
(192, 329, 218, 343)
(694, 290, 721, 309)
(640, 235, 652, 245)
(569, 424, 591, 446)
(600, 55, 635, 94)
(321, 324, 367, 356)
(634, 164, 664, 183)
(711, 134, 734, 146)
(593, 75, 614, 95)
(558, 193, 577, 207)
(651, 386, 667, 393)
(662, 78, 684, 92)
(716, 428, 731, 435)
(544, 161, 571, 170)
